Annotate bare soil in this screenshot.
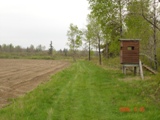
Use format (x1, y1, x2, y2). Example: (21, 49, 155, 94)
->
(0, 59, 70, 108)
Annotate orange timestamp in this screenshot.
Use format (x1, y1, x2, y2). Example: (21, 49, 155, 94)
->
(119, 107, 145, 113)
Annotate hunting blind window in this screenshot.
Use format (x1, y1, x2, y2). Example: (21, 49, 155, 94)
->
(127, 46, 134, 50)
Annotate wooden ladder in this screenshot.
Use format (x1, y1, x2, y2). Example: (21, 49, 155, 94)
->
(139, 60, 144, 80)
(142, 64, 158, 75)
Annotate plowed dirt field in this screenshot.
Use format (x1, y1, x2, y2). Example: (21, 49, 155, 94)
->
(0, 59, 70, 108)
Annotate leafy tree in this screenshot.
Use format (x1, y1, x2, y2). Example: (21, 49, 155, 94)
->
(67, 23, 82, 61)
(83, 22, 93, 61)
(148, 0, 160, 70)
(126, 0, 160, 70)
(87, 0, 160, 70)
(88, 0, 126, 57)
(125, 0, 152, 48)
(85, 25, 92, 61)
(85, 15, 104, 65)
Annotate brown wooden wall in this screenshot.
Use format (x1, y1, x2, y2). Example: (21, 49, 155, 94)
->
(120, 41, 139, 64)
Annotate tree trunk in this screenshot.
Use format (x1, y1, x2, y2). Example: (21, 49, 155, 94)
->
(72, 40, 76, 62)
(98, 34, 102, 65)
(89, 39, 91, 61)
(118, 0, 123, 38)
(73, 50, 76, 62)
(105, 43, 109, 59)
(153, 0, 158, 70)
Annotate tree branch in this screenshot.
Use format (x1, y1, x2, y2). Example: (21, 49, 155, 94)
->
(141, 13, 160, 31)
(128, 12, 160, 31)
(140, 0, 160, 31)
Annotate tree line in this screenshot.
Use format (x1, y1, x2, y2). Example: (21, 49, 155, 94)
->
(0, 44, 46, 53)
(0, 43, 79, 59)
(67, 0, 160, 70)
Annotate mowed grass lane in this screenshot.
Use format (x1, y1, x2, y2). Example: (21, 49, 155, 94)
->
(0, 61, 160, 120)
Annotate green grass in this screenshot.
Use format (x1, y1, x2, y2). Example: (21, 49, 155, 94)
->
(0, 61, 160, 120)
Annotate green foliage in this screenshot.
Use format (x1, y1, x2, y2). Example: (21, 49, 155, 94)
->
(67, 23, 83, 61)
(124, 0, 152, 50)
(67, 23, 82, 50)
(87, 0, 126, 57)
(87, 0, 160, 62)
(84, 15, 104, 63)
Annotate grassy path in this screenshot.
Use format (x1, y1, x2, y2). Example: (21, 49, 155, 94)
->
(0, 61, 160, 120)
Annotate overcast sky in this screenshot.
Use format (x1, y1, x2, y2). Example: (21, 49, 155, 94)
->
(0, 0, 90, 50)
